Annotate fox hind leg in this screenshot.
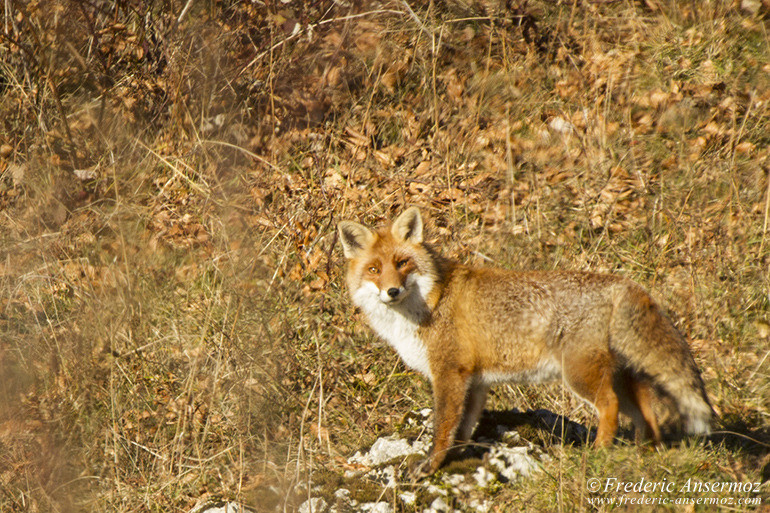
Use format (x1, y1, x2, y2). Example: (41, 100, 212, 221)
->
(618, 372, 662, 444)
(562, 350, 620, 447)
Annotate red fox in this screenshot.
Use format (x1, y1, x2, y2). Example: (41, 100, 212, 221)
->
(338, 207, 713, 477)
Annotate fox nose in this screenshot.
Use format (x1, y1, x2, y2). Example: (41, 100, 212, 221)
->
(387, 287, 401, 299)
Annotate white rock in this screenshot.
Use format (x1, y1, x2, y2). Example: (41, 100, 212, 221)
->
(442, 474, 465, 487)
(472, 466, 496, 488)
(334, 489, 351, 501)
(359, 502, 393, 513)
(496, 425, 521, 444)
(73, 168, 98, 181)
(348, 435, 428, 466)
(298, 497, 327, 513)
(424, 483, 448, 496)
(441, 473, 473, 494)
(399, 491, 417, 505)
(426, 497, 450, 512)
(331, 487, 357, 512)
(468, 498, 491, 513)
(488, 445, 539, 482)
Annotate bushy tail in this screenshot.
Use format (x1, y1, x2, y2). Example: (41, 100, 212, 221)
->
(610, 284, 713, 435)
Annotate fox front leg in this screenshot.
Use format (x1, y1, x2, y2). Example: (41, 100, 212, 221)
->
(411, 370, 470, 479)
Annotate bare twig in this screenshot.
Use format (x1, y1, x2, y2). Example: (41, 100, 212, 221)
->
(177, 0, 194, 23)
(200, 139, 281, 171)
(400, 0, 434, 39)
(759, 166, 770, 257)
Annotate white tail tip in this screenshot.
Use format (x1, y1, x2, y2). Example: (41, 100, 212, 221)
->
(685, 417, 711, 436)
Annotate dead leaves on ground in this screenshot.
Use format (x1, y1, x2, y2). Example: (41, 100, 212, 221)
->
(238, 5, 770, 301)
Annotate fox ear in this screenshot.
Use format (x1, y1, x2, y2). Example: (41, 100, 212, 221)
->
(391, 207, 423, 244)
(338, 221, 374, 259)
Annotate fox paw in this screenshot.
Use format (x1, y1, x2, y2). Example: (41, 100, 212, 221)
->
(408, 457, 434, 481)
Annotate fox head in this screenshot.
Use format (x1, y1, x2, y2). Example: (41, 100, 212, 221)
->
(338, 207, 438, 308)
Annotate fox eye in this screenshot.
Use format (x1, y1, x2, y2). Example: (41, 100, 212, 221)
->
(395, 258, 409, 269)
(368, 266, 380, 275)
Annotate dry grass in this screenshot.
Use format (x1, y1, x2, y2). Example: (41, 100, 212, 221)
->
(0, 0, 768, 511)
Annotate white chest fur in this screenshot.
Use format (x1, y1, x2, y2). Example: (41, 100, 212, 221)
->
(352, 280, 433, 380)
